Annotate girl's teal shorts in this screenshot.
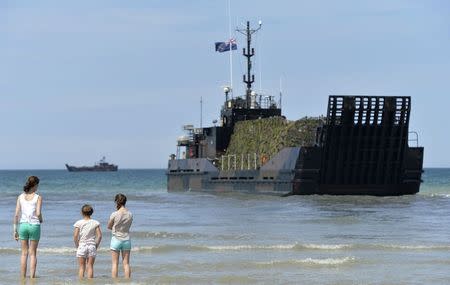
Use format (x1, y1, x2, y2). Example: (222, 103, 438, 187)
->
(18, 223, 41, 241)
(110, 236, 131, 251)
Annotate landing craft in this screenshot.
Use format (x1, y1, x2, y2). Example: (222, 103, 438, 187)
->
(166, 21, 424, 196)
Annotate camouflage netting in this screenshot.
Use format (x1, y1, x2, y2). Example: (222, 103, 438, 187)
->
(220, 116, 323, 169)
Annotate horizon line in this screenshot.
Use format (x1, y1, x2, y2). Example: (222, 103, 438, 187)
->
(0, 167, 448, 171)
(0, 168, 166, 171)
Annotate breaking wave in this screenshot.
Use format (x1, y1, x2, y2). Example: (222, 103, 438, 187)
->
(426, 193, 450, 198)
(133, 231, 201, 239)
(204, 243, 350, 251)
(377, 244, 450, 250)
(1, 242, 449, 255)
(255, 257, 356, 266)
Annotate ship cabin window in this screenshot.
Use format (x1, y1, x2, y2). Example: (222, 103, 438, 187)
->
(262, 177, 275, 180)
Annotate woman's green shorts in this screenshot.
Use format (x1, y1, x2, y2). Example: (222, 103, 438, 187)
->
(18, 223, 41, 241)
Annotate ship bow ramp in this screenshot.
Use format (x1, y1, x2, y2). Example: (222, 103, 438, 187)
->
(293, 96, 423, 195)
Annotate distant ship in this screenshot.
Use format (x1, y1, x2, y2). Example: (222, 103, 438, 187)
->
(65, 157, 118, 172)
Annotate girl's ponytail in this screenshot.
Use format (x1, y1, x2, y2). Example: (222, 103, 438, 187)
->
(24, 176, 40, 193)
(115, 193, 127, 210)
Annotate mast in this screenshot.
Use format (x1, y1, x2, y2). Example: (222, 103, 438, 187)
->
(279, 77, 283, 109)
(227, 0, 233, 96)
(200, 96, 203, 128)
(237, 21, 261, 108)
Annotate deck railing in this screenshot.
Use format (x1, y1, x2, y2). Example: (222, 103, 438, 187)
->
(219, 153, 270, 170)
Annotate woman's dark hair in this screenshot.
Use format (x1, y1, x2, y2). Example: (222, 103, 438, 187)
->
(115, 193, 127, 210)
(81, 204, 94, 217)
(23, 176, 40, 193)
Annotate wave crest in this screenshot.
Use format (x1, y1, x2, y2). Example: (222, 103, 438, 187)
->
(133, 231, 200, 239)
(1, 242, 448, 255)
(256, 257, 356, 266)
(379, 244, 450, 250)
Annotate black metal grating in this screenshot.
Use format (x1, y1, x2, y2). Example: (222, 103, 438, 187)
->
(320, 96, 411, 185)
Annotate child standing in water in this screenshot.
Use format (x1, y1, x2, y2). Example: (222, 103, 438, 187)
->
(107, 193, 133, 278)
(13, 176, 43, 278)
(73, 204, 102, 279)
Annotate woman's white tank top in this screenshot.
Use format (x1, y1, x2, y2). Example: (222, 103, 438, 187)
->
(19, 193, 40, 224)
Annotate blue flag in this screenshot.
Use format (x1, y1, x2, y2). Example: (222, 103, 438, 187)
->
(215, 39, 237, 52)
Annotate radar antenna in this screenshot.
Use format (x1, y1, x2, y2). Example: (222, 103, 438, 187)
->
(236, 20, 262, 108)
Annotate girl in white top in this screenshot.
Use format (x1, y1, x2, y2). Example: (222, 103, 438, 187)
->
(107, 193, 133, 278)
(13, 176, 43, 278)
(73, 204, 102, 279)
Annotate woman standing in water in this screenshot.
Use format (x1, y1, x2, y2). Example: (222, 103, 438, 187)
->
(13, 176, 43, 278)
(107, 193, 133, 278)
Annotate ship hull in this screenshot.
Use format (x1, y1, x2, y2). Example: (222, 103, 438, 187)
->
(167, 146, 423, 196)
(167, 174, 420, 196)
(65, 164, 118, 172)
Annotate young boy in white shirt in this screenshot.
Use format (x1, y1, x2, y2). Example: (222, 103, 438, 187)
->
(73, 204, 102, 279)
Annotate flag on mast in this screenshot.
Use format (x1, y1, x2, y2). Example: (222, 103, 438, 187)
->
(215, 38, 237, 52)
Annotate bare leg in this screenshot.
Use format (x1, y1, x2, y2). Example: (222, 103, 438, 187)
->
(111, 250, 119, 278)
(78, 257, 86, 279)
(29, 240, 39, 278)
(122, 250, 131, 278)
(86, 256, 95, 278)
(20, 240, 29, 278)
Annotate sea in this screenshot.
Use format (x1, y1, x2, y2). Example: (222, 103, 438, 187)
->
(0, 169, 450, 285)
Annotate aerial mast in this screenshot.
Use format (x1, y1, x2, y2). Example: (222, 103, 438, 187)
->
(200, 96, 203, 128)
(237, 20, 262, 108)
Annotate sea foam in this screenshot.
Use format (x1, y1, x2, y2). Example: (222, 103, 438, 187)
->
(256, 256, 356, 266)
(1, 242, 448, 255)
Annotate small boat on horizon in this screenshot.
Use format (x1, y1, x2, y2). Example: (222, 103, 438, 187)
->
(65, 157, 118, 172)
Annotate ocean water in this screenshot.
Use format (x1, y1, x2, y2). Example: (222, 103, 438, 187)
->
(1, 169, 450, 284)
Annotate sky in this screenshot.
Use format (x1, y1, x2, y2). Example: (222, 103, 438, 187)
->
(1, 0, 449, 169)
